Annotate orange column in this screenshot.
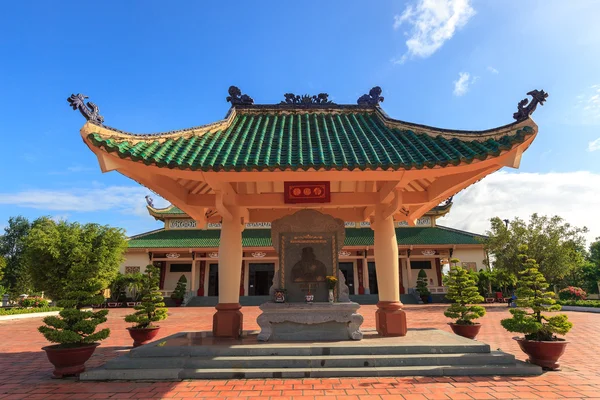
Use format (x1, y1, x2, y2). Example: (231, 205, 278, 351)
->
(213, 207, 244, 338)
(373, 205, 407, 336)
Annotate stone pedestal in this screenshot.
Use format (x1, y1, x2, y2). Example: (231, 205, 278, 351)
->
(376, 301, 407, 337)
(257, 302, 363, 342)
(212, 303, 243, 338)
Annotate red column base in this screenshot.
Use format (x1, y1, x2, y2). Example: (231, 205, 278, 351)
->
(376, 301, 407, 337)
(212, 303, 243, 338)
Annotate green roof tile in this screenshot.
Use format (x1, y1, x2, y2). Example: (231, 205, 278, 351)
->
(88, 110, 533, 172)
(127, 226, 483, 249)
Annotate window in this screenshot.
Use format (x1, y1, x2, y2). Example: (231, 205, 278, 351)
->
(124, 266, 140, 274)
(169, 263, 192, 273)
(410, 260, 432, 270)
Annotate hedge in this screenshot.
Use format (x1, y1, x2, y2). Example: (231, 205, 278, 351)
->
(0, 307, 62, 316)
(557, 300, 600, 308)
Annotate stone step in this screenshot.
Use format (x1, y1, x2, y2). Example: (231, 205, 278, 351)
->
(105, 351, 515, 370)
(81, 360, 541, 381)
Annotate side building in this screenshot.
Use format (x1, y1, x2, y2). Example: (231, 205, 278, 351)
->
(121, 199, 488, 304)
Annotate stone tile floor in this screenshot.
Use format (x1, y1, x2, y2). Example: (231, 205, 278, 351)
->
(0, 304, 599, 400)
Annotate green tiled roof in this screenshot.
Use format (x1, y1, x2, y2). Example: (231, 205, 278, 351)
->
(149, 205, 185, 215)
(88, 109, 533, 172)
(128, 226, 483, 249)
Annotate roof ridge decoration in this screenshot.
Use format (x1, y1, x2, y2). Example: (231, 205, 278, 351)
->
(357, 86, 384, 106)
(67, 94, 104, 124)
(513, 89, 548, 121)
(226, 86, 254, 105)
(280, 93, 334, 105)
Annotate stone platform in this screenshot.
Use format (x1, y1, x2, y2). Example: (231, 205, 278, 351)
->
(80, 328, 542, 380)
(257, 302, 363, 341)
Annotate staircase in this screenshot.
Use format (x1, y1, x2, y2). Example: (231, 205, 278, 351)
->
(80, 329, 541, 380)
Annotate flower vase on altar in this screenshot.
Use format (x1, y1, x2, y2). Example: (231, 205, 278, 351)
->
(326, 275, 338, 304)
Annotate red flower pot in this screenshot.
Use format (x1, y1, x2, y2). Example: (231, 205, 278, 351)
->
(42, 343, 99, 378)
(127, 327, 161, 347)
(449, 323, 481, 339)
(514, 337, 569, 370)
(173, 298, 183, 307)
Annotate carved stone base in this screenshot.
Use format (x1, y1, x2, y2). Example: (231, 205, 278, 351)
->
(376, 301, 407, 337)
(212, 303, 243, 338)
(257, 302, 363, 342)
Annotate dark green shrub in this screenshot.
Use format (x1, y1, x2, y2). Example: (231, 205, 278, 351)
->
(19, 297, 50, 308)
(0, 306, 61, 316)
(416, 269, 430, 297)
(170, 275, 187, 301)
(500, 245, 573, 341)
(444, 264, 485, 325)
(125, 265, 168, 329)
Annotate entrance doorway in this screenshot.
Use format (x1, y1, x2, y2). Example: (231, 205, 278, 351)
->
(248, 263, 274, 296)
(208, 263, 218, 296)
(367, 262, 378, 294)
(338, 262, 355, 294)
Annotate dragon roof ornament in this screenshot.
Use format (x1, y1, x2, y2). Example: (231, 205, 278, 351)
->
(357, 86, 384, 106)
(226, 86, 254, 105)
(280, 93, 334, 105)
(513, 89, 548, 121)
(67, 94, 104, 124)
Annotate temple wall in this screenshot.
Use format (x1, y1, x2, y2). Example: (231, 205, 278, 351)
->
(120, 252, 150, 274)
(452, 248, 487, 271)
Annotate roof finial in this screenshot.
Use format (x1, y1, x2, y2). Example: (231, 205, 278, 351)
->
(513, 89, 548, 121)
(280, 93, 333, 105)
(226, 86, 254, 105)
(145, 195, 154, 208)
(357, 86, 384, 106)
(67, 93, 104, 124)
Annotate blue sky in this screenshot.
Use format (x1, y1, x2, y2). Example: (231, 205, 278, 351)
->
(0, 0, 599, 243)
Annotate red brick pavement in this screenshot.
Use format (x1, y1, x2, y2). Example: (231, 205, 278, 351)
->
(0, 304, 599, 400)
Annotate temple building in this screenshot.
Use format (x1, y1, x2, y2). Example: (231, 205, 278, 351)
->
(121, 198, 488, 303)
(71, 86, 544, 337)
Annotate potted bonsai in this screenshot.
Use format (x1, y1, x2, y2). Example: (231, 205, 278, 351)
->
(124, 265, 168, 347)
(444, 262, 486, 339)
(416, 269, 430, 303)
(170, 275, 187, 307)
(38, 289, 110, 378)
(500, 245, 573, 370)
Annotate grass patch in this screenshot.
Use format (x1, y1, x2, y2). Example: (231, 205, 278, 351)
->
(0, 306, 62, 316)
(558, 300, 600, 308)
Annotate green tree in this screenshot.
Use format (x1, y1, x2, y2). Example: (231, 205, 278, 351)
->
(483, 214, 587, 285)
(171, 275, 187, 301)
(24, 217, 127, 301)
(125, 265, 168, 329)
(0, 255, 5, 283)
(0, 216, 33, 296)
(444, 264, 485, 325)
(580, 238, 600, 294)
(501, 245, 572, 341)
(416, 269, 430, 297)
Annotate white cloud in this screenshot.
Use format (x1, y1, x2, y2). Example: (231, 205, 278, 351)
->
(0, 186, 169, 217)
(393, 0, 475, 63)
(589, 138, 600, 152)
(453, 72, 472, 96)
(438, 171, 600, 245)
(576, 85, 600, 124)
(487, 66, 499, 74)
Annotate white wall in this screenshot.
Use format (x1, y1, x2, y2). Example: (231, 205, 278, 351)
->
(120, 252, 150, 274)
(408, 259, 437, 288)
(164, 263, 193, 291)
(452, 248, 487, 271)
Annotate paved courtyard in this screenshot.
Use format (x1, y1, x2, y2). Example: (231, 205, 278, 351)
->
(0, 304, 599, 400)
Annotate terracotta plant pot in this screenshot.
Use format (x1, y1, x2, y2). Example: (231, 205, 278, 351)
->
(449, 323, 481, 339)
(127, 327, 161, 347)
(42, 343, 99, 378)
(420, 295, 429, 304)
(172, 298, 183, 307)
(514, 337, 568, 370)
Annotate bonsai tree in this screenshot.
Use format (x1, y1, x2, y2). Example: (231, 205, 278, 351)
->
(444, 264, 486, 325)
(416, 269, 430, 298)
(501, 245, 573, 341)
(170, 275, 187, 302)
(38, 284, 110, 346)
(125, 265, 167, 329)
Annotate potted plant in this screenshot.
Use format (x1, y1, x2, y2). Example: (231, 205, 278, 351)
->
(170, 275, 187, 307)
(38, 290, 110, 378)
(500, 245, 573, 370)
(444, 262, 486, 339)
(416, 269, 430, 303)
(326, 275, 338, 303)
(124, 265, 168, 347)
